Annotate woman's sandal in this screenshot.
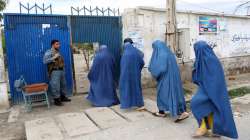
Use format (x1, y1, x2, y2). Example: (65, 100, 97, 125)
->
(174, 112, 189, 123)
(192, 128, 208, 138)
(135, 106, 146, 112)
(152, 112, 167, 118)
(205, 130, 221, 137)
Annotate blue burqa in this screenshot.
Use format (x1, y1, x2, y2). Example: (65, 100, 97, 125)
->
(119, 43, 145, 109)
(87, 46, 120, 107)
(191, 41, 238, 139)
(148, 40, 186, 117)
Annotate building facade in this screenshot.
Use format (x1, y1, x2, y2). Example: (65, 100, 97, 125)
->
(123, 7, 250, 84)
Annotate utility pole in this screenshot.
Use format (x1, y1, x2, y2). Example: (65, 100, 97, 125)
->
(166, 0, 177, 52)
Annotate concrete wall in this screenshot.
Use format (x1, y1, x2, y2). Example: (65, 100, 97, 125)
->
(140, 55, 250, 88)
(178, 54, 250, 81)
(0, 34, 5, 83)
(178, 12, 250, 60)
(123, 7, 250, 87)
(123, 7, 250, 64)
(0, 30, 10, 110)
(221, 55, 250, 75)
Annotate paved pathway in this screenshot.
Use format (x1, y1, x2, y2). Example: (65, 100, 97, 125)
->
(25, 98, 250, 140)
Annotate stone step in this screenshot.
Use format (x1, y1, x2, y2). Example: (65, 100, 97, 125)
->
(25, 100, 161, 140)
(25, 117, 64, 140)
(85, 107, 128, 129)
(25, 98, 247, 140)
(72, 117, 223, 140)
(111, 105, 154, 122)
(56, 113, 99, 137)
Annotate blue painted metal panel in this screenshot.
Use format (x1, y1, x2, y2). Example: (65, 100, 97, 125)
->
(70, 16, 122, 82)
(4, 14, 73, 104)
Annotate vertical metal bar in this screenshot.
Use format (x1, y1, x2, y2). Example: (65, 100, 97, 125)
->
(35, 3, 37, 14)
(96, 6, 98, 16)
(50, 4, 52, 14)
(42, 3, 45, 14)
(19, 2, 22, 14)
(27, 3, 30, 14)
(90, 6, 92, 16)
(45, 92, 50, 108)
(67, 15, 75, 93)
(77, 7, 79, 16)
(84, 6, 86, 15)
(102, 7, 104, 16)
(108, 7, 111, 16)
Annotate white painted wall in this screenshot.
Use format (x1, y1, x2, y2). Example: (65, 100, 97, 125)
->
(183, 13, 250, 59)
(123, 7, 250, 66)
(0, 29, 9, 111)
(0, 31, 5, 83)
(0, 83, 9, 111)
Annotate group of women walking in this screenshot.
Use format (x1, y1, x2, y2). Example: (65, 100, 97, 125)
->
(86, 38, 238, 139)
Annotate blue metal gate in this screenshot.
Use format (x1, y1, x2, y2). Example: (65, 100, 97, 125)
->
(4, 14, 73, 104)
(70, 16, 122, 81)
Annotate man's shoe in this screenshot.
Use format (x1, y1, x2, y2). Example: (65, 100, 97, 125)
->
(60, 95, 71, 102)
(54, 98, 63, 106)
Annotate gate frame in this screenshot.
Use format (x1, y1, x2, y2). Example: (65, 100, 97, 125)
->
(4, 13, 74, 104)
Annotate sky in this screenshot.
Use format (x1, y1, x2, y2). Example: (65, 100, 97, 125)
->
(2, 0, 250, 15)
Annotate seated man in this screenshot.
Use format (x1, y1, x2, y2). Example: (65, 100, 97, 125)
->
(87, 45, 120, 107)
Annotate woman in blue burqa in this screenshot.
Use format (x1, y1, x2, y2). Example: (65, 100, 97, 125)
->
(119, 38, 145, 110)
(148, 40, 189, 122)
(87, 45, 120, 107)
(191, 41, 238, 138)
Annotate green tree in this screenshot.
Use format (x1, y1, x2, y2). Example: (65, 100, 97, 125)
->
(2, 29, 5, 54)
(0, 0, 7, 20)
(0, 0, 7, 11)
(0, 0, 7, 55)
